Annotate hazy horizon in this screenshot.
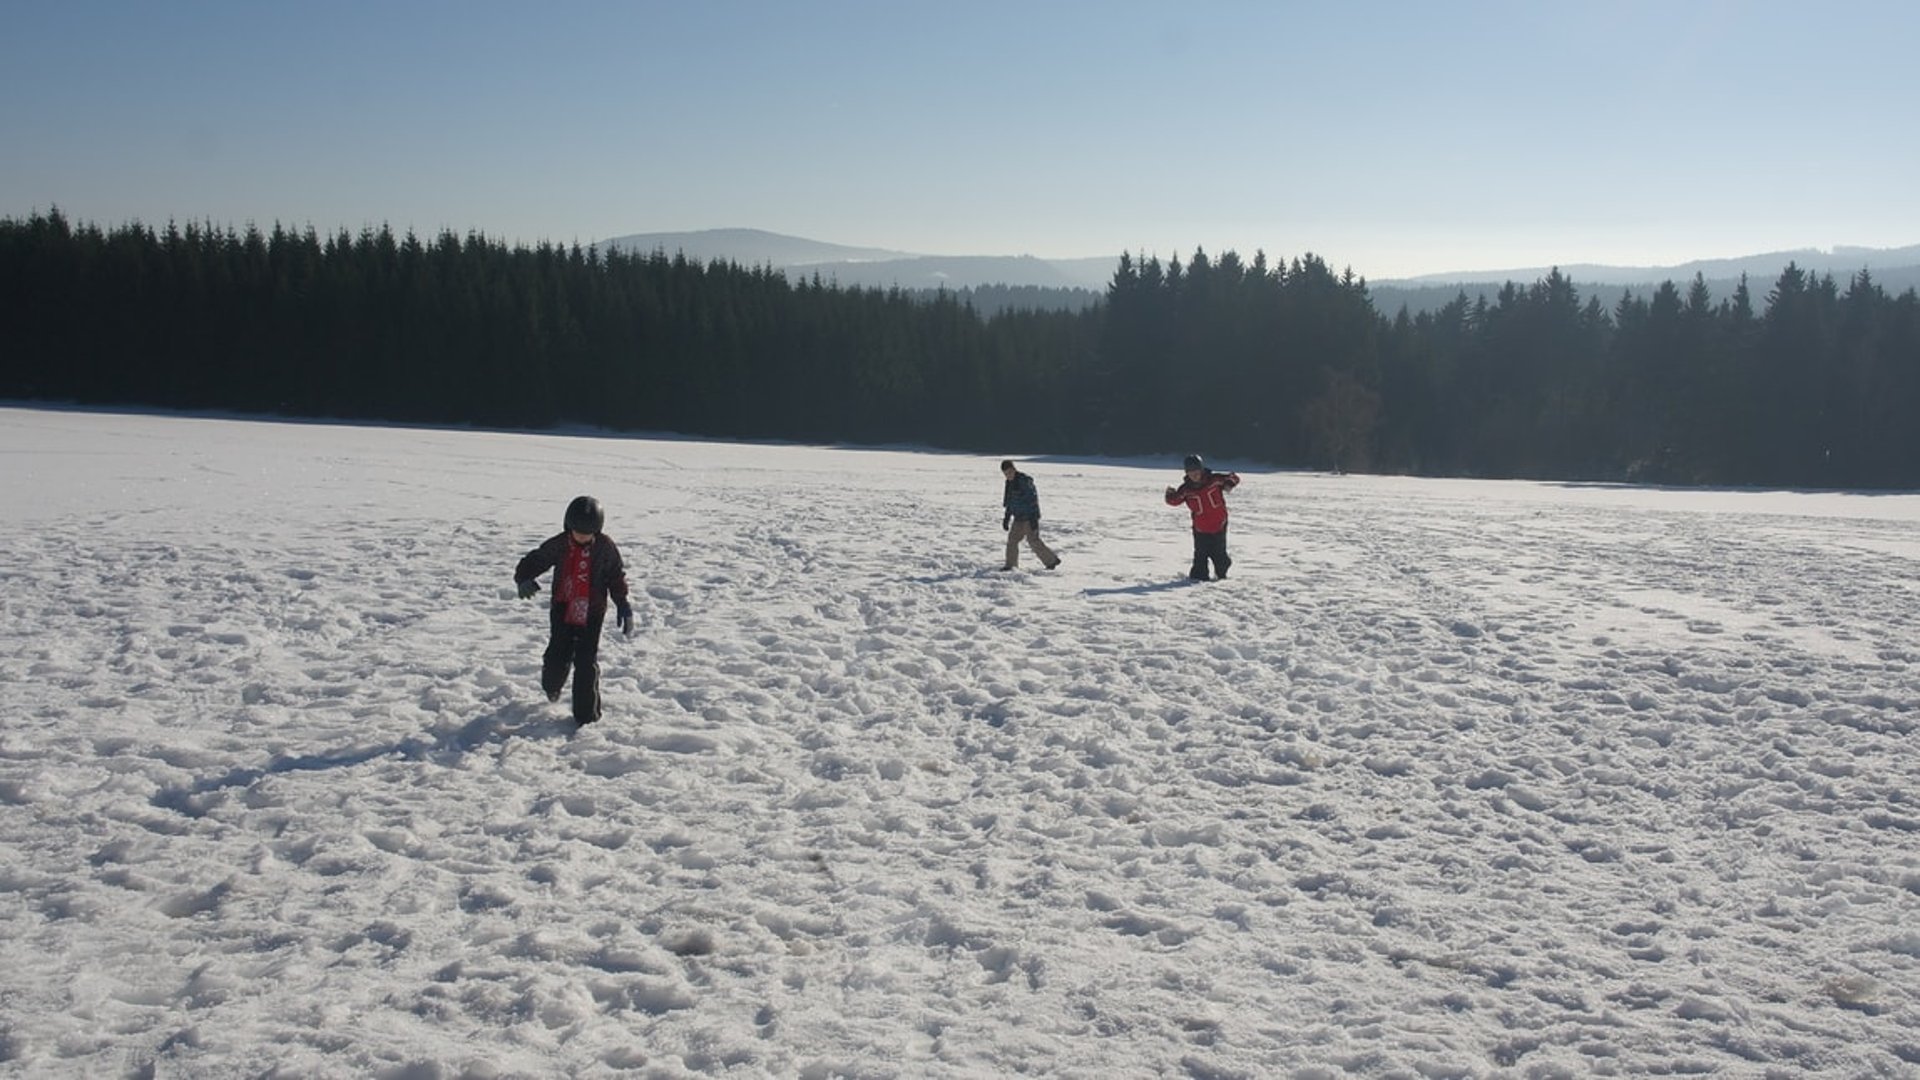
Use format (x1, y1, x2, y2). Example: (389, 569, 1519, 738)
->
(594, 226, 1920, 283)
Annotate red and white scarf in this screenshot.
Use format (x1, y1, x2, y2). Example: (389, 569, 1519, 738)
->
(562, 539, 593, 626)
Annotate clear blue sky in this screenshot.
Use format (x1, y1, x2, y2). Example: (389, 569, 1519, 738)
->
(4, 1, 1916, 279)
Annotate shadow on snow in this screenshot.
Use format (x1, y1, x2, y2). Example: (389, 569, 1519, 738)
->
(1081, 578, 1205, 598)
(149, 704, 569, 817)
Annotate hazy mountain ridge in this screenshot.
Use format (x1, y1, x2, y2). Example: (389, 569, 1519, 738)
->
(596, 228, 917, 268)
(597, 229, 1117, 291)
(596, 228, 1920, 312)
(1373, 245, 1920, 315)
(1392, 243, 1920, 286)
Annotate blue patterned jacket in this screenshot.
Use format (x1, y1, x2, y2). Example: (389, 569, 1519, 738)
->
(1002, 471, 1042, 523)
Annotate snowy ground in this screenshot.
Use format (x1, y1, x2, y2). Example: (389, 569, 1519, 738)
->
(2, 405, 1917, 1079)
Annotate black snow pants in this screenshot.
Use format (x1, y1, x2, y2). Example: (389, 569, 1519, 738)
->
(543, 605, 606, 724)
(1190, 526, 1231, 581)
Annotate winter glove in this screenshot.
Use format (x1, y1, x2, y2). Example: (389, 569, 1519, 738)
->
(516, 578, 540, 600)
(1002, 513, 1012, 531)
(615, 599, 634, 636)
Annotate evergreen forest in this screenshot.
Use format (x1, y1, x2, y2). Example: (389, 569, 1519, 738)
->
(5, 209, 1918, 488)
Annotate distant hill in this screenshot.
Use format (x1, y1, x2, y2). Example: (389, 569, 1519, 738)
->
(1383, 244, 1920, 287)
(596, 228, 1920, 316)
(595, 228, 1118, 292)
(595, 228, 915, 268)
(779, 254, 1111, 292)
(1372, 247, 1920, 317)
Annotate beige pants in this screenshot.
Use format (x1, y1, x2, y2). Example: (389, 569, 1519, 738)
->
(1005, 519, 1058, 569)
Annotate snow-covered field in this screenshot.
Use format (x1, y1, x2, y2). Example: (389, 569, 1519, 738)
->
(2, 406, 1917, 1079)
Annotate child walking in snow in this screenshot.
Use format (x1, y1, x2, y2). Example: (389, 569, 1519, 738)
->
(1001, 459, 1061, 571)
(514, 495, 632, 725)
(1165, 454, 1240, 581)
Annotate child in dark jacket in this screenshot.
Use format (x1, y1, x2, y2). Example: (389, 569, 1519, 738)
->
(1164, 454, 1241, 580)
(1001, 459, 1060, 571)
(514, 495, 632, 725)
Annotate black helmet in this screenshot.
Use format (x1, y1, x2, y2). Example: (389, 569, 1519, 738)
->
(564, 495, 604, 535)
(1183, 454, 1205, 472)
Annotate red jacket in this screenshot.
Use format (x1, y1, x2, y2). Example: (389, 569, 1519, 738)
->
(515, 533, 630, 616)
(1166, 471, 1240, 533)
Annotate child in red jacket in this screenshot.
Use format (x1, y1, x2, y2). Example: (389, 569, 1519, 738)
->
(1164, 454, 1241, 581)
(514, 495, 632, 725)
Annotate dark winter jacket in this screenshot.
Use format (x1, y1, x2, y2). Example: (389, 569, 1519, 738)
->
(1003, 471, 1042, 523)
(1166, 470, 1240, 533)
(515, 533, 630, 616)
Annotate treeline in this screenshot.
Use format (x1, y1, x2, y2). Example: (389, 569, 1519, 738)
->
(0, 211, 1059, 450)
(1377, 269, 1920, 486)
(5, 209, 1918, 488)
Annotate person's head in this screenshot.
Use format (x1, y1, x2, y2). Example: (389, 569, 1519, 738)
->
(1000, 459, 1016, 477)
(1183, 454, 1205, 479)
(564, 495, 604, 541)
